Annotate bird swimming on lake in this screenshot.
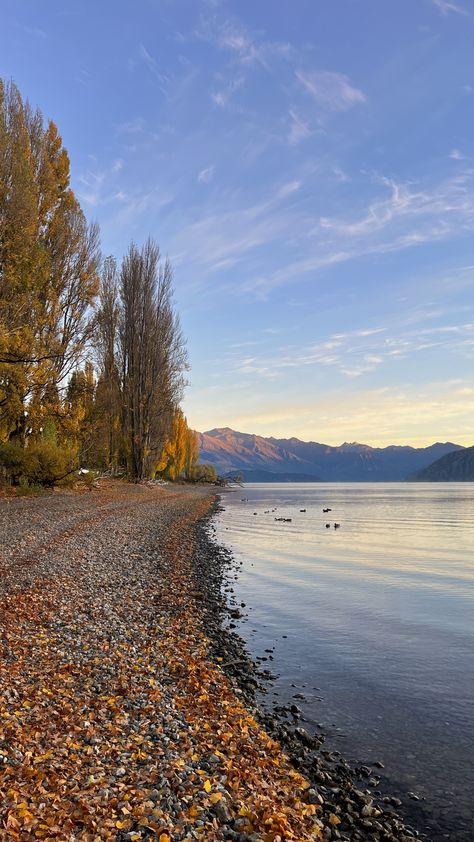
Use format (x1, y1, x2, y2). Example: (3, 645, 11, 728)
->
(334, 523, 340, 529)
(325, 523, 331, 528)
(323, 507, 332, 513)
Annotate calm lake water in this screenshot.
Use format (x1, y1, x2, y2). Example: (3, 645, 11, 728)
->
(215, 483, 474, 842)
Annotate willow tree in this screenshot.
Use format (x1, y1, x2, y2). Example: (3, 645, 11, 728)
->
(0, 80, 100, 443)
(119, 240, 188, 479)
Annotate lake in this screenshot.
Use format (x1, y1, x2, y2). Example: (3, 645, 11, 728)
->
(215, 483, 474, 842)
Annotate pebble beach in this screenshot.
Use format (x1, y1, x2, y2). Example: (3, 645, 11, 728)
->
(0, 482, 426, 842)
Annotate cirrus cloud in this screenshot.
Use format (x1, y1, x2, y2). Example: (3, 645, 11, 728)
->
(295, 69, 367, 112)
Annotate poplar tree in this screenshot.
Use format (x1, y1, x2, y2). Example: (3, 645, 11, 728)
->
(119, 240, 188, 479)
(0, 80, 100, 442)
(94, 257, 122, 470)
(1, 80, 193, 487)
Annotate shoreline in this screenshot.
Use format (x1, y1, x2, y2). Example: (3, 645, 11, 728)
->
(191, 495, 430, 842)
(0, 481, 426, 841)
(0, 482, 325, 841)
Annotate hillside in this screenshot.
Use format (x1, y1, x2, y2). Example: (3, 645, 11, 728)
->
(197, 428, 463, 482)
(411, 445, 474, 481)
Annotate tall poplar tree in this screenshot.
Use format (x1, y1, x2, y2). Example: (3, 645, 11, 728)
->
(0, 80, 100, 443)
(119, 240, 188, 479)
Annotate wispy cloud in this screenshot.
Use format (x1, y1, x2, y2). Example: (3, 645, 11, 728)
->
(173, 162, 474, 298)
(276, 180, 302, 198)
(295, 70, 367, 112)
(318, 172, 474, 240)
(231, 319, 474, 382)
(216, 21, 264, 66)
(204, 17, 293, 68)
(77, 160, 127, 208)
(15, 22, 47, 39)
(211, 74, 244, 107)
(198, 165, 215, 183)
(117, 117, 147, 134)
(139, 45, 197, 101)
(333, 166, 351, 183)
(139, 44, 159, 77)
(111, 189, 176, 229)
(431, 0, 468, 15)
(449, 148, 465, 160)
(288, 109, 312, 145)
(74, 68, 92, 86)
(170, 178, 310, 274)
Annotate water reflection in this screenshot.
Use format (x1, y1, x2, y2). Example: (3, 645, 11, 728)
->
(216, 483, 474, 842)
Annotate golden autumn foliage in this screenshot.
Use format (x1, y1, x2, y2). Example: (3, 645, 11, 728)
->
(155, 409, 198, 480)
(0, 485, 323, 841)
(0, 80, 100, 447)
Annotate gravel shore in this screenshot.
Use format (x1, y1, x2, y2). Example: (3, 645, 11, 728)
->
(0, 482, 427, 842)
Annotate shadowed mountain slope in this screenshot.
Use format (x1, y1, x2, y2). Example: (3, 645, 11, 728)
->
(411, 444, 474, 481)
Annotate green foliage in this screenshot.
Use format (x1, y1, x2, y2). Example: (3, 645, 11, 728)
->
(0, 440, 78, 487)
(28, 441, 78, 486)
(42, 418, 58, 445)
(187, 463, 218, 484)
(0, 442, 29, 484)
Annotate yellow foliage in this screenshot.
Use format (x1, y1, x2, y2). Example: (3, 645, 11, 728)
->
(155, 408, 198, 480)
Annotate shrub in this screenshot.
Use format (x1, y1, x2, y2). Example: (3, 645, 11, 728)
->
(0, 442, 29, 484)
(0, 440, 78, 487)
(187, 463, 218, 483)
(27, 441, 78, 486)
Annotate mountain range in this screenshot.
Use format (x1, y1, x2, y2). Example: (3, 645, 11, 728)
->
(197, 427, 464, 482)
(411, 444, 474, 481)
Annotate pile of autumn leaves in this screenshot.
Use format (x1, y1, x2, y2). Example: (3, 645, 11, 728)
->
(0, 580, 319, 842)
(0, 489, 327, 841)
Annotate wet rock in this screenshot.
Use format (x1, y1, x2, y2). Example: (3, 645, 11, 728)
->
(307, 787, 323, 805)
(294, 727, 314, 748)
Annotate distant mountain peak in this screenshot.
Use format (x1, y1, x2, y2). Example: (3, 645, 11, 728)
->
(204, 427, 235, 436)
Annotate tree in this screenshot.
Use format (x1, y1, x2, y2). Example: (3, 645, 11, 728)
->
(0, 80, 193, 488)
(0, 80, 100, 443)
(119, 240, 188, 479)
(93, 257, 122, 470)
(154, 408, 198, 480)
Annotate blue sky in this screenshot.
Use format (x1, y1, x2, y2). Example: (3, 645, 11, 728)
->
(1, 0, 474, 445)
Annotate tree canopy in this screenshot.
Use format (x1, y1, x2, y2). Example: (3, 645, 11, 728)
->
(0, 80, 196, 487)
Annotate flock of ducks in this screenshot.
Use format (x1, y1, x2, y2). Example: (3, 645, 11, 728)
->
(241, 499, 341, 529)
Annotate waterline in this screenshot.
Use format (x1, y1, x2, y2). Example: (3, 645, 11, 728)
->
(216, 483, 474, 841)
